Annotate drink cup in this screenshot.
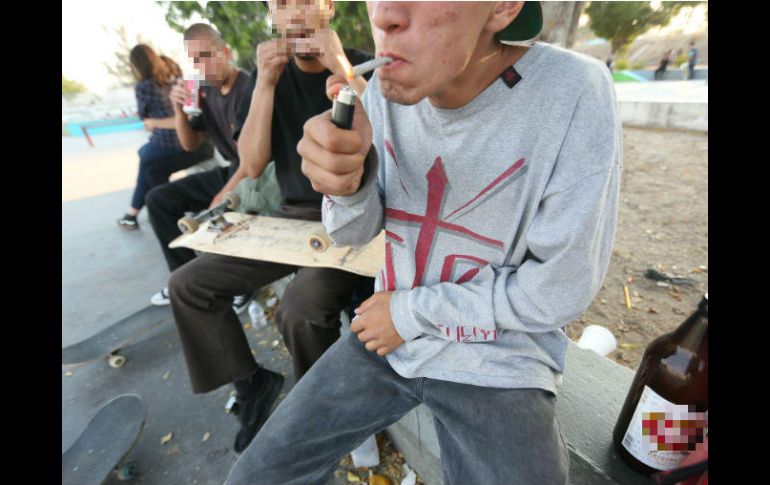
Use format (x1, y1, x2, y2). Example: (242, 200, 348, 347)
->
(183, 77, 202, 115)
(576, 324, 617, 356)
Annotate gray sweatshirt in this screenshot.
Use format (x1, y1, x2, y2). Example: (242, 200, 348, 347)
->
(323, 42, 622, 394)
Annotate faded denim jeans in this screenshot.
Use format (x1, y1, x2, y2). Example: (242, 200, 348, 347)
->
(225, 330, 570, 485)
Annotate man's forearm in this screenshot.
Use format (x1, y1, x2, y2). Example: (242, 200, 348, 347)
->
(220, 165, 249, 196)
(174, 106, 204, 151)
(238, 81, 276, 179)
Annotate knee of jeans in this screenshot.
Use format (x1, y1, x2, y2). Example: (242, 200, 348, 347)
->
(144, 185, 167, 212)
(274, 297, 339, 333)
(167, 265, 195, 301)
(145, 186, 159, 209)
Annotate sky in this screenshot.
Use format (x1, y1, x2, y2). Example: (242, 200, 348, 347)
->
(62, 0, 206, 95)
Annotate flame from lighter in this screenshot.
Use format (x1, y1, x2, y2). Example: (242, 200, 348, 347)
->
(331, 56, 393, 130)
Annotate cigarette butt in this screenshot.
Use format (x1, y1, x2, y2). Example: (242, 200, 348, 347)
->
(623, 285, 632, 310)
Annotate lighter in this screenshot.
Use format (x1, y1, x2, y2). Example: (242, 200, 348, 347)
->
(331, 85, 355, 130)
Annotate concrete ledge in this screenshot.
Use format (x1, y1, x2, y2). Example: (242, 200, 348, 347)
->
(387, 342, 656, 485)
(619, 101, 707, 132)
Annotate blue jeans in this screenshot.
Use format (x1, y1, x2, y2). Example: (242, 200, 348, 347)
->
(130, 141, 213, 210)
(225, 330, 570, 485)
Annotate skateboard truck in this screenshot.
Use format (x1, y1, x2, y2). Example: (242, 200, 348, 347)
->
(207, 214, 233, 233)
(177, 192, 241, 235)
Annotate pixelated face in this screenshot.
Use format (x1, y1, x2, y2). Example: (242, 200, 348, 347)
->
(184, 37, 231, 85)
(269, 0, 333, 57)
(367, 1, 497, 105)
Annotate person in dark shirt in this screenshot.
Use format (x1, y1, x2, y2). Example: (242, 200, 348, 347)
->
(166, 0, 375, 455)
(144, 24, 252, 308)
(117, 44, 213, 231)
(655, 49, 673, 80)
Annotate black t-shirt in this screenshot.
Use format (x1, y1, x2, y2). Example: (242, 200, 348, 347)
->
(189, 69, 251, 176)
(233, 48, 374, 206)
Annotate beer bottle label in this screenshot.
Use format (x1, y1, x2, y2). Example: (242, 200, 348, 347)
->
(620, 385, 707, 471)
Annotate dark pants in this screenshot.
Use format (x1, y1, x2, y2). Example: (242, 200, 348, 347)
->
(146, 166, 231, 272)
(225, 331, 571, 485)
(130, 141, 213, 210)
(167, 205, 374, 393)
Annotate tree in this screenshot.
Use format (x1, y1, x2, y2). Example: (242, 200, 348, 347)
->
(103, 25, 149, 87)
(330, 1, 374, 54)
(535, 1, 585, 49)
(159, 1, 268, 70)
(62, 75, 86, 99)
(156, 1, 373, 71)
(585, 1, 693, 56)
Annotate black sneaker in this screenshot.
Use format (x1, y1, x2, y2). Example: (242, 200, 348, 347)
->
(117, 214, 139, 231)
(232, 368, 285, 454)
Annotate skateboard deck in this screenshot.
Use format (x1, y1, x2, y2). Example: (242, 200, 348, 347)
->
(62, 305, 174, 368)
(62, 394, 146, 484)
(169, 213, 385, 277)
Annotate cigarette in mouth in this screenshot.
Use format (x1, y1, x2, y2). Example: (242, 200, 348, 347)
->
(351, 57, 393, 78)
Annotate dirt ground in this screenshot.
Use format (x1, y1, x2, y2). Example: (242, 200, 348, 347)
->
(566, 126, 708, 370)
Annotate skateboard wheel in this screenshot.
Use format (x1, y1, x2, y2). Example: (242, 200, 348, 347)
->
(108, 354, 126, 368)
(178, 216, 199, 235)
(116, 461, 139, 480)
(308, 233, 331, 252)
(224, 192, 241, 209)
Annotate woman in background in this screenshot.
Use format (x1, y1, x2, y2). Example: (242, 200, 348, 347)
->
(117, 44, 213, 230)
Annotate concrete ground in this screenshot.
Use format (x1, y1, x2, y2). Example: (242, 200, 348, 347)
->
(61, 132, 339, 485)
(62, 129, 380, 485)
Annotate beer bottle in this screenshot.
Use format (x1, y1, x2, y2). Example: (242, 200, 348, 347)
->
(612, 294, 708, 475)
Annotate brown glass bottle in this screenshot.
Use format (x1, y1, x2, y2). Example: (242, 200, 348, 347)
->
(612, 294, 708, 475)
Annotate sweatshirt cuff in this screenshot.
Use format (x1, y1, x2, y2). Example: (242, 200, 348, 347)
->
(390, 290, 422, 342)
(328, 146, 378, 207)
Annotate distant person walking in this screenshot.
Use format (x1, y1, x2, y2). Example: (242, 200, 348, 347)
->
(606, 56, 613, 72)
(654, 49, 672, 80)
(687, 41, 698, 80)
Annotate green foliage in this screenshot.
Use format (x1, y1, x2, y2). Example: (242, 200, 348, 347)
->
(330, 1, 374, 54)
(157, 1, 373, 71)
(613, 58, 630, 71)
(585, 1, 697, 55)
(103, 25, 149, 87)
(159, 1, 269, 70)
(62, 75, 86, 99)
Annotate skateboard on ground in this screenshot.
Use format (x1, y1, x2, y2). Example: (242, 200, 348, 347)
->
(62, 305, 174, 369)
(62, 394, 146, 484)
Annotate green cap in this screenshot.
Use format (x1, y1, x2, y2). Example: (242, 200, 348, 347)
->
(497, 1, 543, 42)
